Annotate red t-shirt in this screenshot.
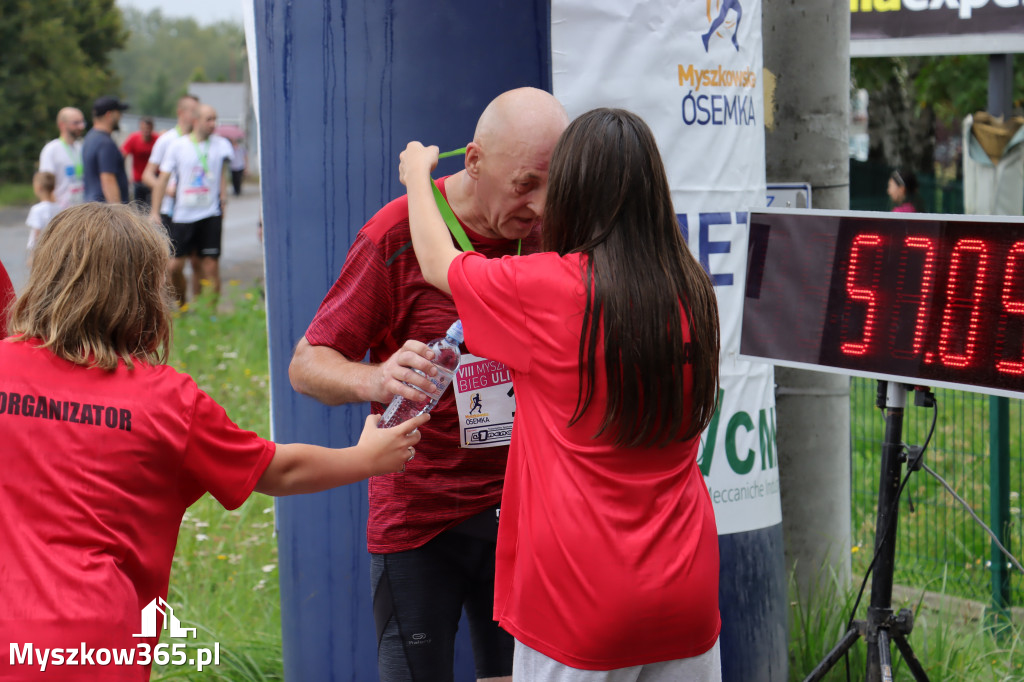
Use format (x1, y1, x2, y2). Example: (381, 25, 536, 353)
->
(448, 251, 721, 670)
(304, 177, 539, 553)
(0, 340, 274, 681)
(121, 131, 160, 183)
(0, 259, 13, 336)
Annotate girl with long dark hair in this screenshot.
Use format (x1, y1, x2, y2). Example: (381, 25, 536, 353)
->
(400, 108, 722, 680)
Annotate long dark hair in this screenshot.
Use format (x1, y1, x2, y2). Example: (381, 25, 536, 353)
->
(542, 108, 720, 448)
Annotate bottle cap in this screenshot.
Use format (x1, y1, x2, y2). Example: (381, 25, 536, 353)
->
(447, 319, 464, 345)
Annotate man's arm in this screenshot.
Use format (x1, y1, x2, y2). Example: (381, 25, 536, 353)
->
(289, 336, 440, 407)
(141, 161, 160, 189)
(149, 171, 171, 222)
(100, 173, 121, 203)
(219, 159, 230, 216)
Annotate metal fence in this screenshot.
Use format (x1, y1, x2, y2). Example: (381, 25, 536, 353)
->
(846, 159, 1024, 609)
(850, 379, 1023, 606)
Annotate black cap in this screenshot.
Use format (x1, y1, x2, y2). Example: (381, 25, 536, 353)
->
(93, 96, 130, 116)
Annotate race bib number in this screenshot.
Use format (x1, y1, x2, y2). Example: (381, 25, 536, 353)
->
(453, 353, 516, 448)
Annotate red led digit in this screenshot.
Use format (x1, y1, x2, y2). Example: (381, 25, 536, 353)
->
(841, 233, 883, 357)
(903, 236, 937, 362)
(937, 238, 990, 369)
(996, 241, 1024, 375)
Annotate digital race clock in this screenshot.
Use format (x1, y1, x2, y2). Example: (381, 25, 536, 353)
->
(739, 209, 1024, 398)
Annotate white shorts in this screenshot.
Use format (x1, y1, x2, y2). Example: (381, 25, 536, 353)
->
(513, 638, 722, 682)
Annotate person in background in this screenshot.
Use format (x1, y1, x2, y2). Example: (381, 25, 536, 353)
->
(0, 202, 428, 682)
(82, 96, 131, 204)
(288, 87, 568, 682)
(25, 171, 58, 266)
(150, 104, 234, 303)
(121, 116, 160, 209)
(888, 169, 920, 213)
(230, 138, 247, 196)
(399, 107, 723, 681)
(38, 107, 87, 210)
(143, 95, 200, 302)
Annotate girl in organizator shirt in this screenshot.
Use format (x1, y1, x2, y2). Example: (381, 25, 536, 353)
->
(0, 203, 427, 682)
(398, 108, 723, 681)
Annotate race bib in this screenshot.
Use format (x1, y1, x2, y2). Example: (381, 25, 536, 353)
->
(180, 166, 213, 208)
(453, 353, 516, 448)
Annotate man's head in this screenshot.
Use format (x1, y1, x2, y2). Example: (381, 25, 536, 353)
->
(139, 116, 154, 140)
(176, 95, 200, 132)
(464, 87, 569, 240)
(92, 96, 129, 132)
(9, 203, 172, 370)
(56, 107, 86, 141)
(193, 105, 218, 140)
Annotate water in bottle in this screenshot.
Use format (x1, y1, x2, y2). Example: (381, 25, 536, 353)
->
(378, 320, 464, 428)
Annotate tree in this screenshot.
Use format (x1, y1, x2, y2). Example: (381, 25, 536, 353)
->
(0, 0, 126, 181)
(110, 9, 247, 118)
(852, 55, 1024, 176)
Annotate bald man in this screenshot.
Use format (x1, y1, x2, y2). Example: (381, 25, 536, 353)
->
(289, 88, 568, 682)
(150, 104, 233, 303)
(38, 107, 87, 210)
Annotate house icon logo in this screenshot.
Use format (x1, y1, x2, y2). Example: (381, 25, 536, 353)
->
(133, 597, 197, 639)
(701, 0, 743, 52)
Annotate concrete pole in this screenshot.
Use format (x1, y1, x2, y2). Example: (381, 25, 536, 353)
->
(762, 0, 852, 596)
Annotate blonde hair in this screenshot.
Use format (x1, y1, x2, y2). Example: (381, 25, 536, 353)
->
(8, 203, 173, 370)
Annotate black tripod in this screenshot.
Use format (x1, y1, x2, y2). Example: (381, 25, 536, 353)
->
(805, 381, 929, 682)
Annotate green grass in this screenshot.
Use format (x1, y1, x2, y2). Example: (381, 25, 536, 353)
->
(154, 284, 282, 681)
(788, 566, 1024, 680)
(0, 182, 36, 206)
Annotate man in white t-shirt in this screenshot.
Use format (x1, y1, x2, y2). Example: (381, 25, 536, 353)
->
(143, 95, 199, 303)
(38, 107, 87, 210)
(150, 104, 233, 303)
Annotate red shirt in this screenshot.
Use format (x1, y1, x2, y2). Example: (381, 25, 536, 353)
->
(448, 251, 721, 670)
(304, 177, 540, 553)
(0, 259, 13, 336)
(121, 131, 160, 183)
(0, 340, 274, 680)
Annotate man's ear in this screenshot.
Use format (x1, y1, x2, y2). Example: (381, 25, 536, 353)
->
(464, 142, 482, 180)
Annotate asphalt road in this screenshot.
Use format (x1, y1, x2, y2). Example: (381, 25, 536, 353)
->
(0, 186, 265, 294)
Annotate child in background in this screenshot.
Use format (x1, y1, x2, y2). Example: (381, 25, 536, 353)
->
(26, 171, 58, 261)
(0, 202, 427, 681)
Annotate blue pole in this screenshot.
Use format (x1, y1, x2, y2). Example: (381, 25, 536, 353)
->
(251, 1, 551, 678)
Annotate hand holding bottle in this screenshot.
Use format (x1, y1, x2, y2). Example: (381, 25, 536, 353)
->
(359, 412, 430, 475)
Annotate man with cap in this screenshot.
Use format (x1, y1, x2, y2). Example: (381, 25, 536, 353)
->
(82, 96, 130, 204)
(38, 107, 87, 210)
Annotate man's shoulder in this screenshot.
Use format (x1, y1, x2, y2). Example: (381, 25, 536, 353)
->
(40, 138, 61, 155)
(361, 193, 411, 244)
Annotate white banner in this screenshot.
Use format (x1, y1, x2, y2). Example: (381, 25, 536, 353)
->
(552, 0, 779, 534)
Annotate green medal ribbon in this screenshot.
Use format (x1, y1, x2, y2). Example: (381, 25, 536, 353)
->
(189, 134, 210, 175)
(430, 147, 521, 256)
(61, 140, 82, 179)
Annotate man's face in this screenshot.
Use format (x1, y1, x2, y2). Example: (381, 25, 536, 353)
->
(140, 121, 153, 138)
(111, 109, 122, 131)
(61, 111, 86, 139)
(474, 142, 554, 241)
(197, 109, 217, 137)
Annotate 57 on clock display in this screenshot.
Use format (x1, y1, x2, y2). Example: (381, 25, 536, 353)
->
(739, 209, 1024, 398)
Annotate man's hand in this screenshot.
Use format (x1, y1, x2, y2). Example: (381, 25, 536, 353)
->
(398, 142, 439, 188)
(374, 339, 440, 404)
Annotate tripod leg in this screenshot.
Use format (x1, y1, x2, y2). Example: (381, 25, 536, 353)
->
(803, 627, 861, 682)
(892, 633, 931, 682)
(877, 629, 894, 682)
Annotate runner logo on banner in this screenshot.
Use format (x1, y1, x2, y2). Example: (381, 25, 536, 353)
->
(453, 354, 516, 448)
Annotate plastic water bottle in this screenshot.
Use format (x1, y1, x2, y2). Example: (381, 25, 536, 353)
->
(378, 320, 464, 428)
